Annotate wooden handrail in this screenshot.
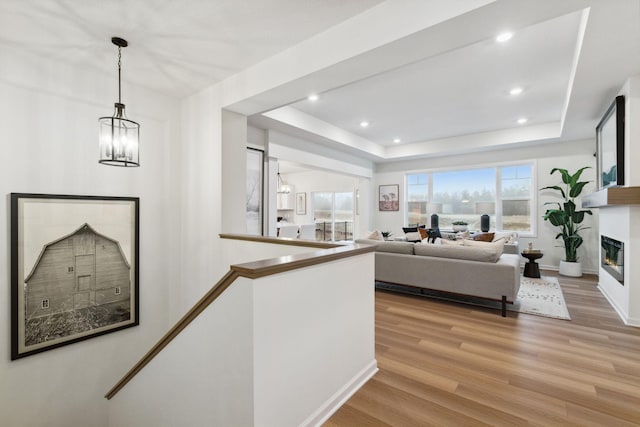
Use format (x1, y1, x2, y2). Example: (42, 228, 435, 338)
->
(105, 269, 240, 399)
(218, 232, 343, 249)
(105, 237, 374, 400)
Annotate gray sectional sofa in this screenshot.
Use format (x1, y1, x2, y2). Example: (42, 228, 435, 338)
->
(355, 239, 521, 316)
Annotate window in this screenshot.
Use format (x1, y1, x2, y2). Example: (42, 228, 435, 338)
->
(407, 173, 428, 226)
(499, 165, 532, 232)
(406, 162, 535, 235)
(312, 191, 354, 241)
(115, 287, 121, 295)
(41, 298, 49, 309)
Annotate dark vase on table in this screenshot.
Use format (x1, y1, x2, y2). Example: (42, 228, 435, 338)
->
(480, 214, 490, 232)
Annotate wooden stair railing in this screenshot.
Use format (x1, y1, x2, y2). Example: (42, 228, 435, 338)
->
(105, 238, 374, 400)
(105, 269, 239, 399)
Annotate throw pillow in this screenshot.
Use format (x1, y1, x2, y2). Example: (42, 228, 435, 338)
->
(473, 232, 495, 242)
(405, 231, 422, 242)
(366, 230, 384, 241)
(418, 228, 430, 240)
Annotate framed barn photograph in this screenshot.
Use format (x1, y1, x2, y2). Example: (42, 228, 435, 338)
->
(379, 184, 399, 211)
(11, 193, 139, 360)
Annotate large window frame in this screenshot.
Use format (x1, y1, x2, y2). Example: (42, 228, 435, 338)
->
(405, 160, 537, 237)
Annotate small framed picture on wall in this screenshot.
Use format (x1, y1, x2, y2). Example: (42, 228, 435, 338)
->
(379, 184, 399, 211)
(296, 192, 306, 215)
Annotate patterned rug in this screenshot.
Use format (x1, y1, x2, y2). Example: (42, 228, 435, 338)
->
(512, 276, 571, 320)
(375, 275, 571, 320)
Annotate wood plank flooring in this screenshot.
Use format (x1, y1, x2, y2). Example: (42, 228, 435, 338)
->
(325, 272, 640, 426)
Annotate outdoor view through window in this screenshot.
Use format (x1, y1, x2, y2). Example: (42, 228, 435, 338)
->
(407, 163, 533, 233)
(312, 191, 354, 241)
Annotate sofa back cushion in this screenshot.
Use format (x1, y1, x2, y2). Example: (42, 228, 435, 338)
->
(414, 242, 500, 262)
(354, 239, 415, 254)
(463, 238, 505, 255)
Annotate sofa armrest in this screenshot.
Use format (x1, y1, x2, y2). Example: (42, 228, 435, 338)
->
(503, 242, 519, 254)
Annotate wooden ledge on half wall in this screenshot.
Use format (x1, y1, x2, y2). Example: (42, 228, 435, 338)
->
(582, 186, 640, 208)
(219, 233, 345, 249)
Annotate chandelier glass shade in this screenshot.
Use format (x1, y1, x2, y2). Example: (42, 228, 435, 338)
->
(99, 37, 140, 167)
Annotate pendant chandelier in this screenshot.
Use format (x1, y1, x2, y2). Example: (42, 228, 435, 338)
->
(277, 163, 291, 194)
(99, 37, 140, 167)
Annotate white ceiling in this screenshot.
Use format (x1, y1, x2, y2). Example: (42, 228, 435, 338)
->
(250, 0, 640, 162)
(3, 0, 640, 163)
(0, 0, 384, 98)
(290, 10, 582, 146)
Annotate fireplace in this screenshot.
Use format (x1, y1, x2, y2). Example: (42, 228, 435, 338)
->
(601, 235, 624, 284)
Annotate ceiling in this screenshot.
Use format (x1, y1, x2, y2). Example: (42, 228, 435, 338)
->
(3, 0, 639, 164)
(290, 10, 582, 146)
(0, 0, 384, 98)
(250, 0, 640, 162)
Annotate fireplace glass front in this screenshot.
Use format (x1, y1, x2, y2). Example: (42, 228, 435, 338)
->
(601, 235, 624, 284)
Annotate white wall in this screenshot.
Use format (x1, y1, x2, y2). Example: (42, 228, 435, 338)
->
(0, 51, 178, 426)
(598, 76, 640, 326)
(222, 110, 249, 233)
(108, 239, 376, 427)
(373, 139, 599, 273)
(175, 86, 224, 320)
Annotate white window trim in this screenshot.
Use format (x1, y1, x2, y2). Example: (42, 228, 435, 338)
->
(404, 159, 537, 237)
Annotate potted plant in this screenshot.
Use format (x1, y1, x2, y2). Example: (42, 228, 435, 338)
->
(451, 221, 468, 232)
(381, 231, 393, 240)
(541, 167, 592, 277)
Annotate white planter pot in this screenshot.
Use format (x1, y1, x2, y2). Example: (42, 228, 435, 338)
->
(559, 260, 582, 277)
(452, 225, 468, 232)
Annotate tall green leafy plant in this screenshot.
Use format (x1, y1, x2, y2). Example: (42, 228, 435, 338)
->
(541, 167, 593, 262)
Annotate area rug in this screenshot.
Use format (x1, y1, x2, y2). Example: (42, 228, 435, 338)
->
(512, 276, 571, 320)
(376, 275, 571, 320)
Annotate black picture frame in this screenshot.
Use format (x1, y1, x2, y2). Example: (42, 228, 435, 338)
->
(11, 193, 139, 359)
(596, 95, 625, 189)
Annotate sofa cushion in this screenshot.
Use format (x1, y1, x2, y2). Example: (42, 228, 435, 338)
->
(463, 238, 505, 255)
(440, 238, 464, 246)
(414, 242, 500, 262)
(355, 239, 415, 254)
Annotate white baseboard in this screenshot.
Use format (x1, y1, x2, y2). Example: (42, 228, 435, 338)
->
(597, 285, 640, 327)
(302, 359, 378, 427)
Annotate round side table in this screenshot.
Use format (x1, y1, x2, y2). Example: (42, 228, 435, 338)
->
(521, 251, 543, 278)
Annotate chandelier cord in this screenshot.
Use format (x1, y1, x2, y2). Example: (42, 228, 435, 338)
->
(117, 45, 122, 105)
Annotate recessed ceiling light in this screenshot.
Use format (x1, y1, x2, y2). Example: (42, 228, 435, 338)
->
(496, 32, 513, 43)
(360, 121, 369, 128)
(393, 138, 401, 144)
(517, 118, 528, 124)
(308, 94, 319, 101)
(509, 87, 523, 96)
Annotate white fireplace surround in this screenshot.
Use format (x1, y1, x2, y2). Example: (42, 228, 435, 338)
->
(595, 76, 640, 327)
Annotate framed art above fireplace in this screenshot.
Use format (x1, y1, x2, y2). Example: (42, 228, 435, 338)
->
(596, 95, 625, 190)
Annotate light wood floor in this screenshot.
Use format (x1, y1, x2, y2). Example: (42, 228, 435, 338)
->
(325, 272, 640, 426)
